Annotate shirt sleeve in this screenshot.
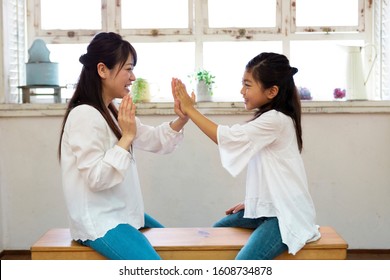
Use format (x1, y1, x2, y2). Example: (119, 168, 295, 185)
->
(65, 106, 132, 192)
(217, 110, 281, 177)
(133, 118, 184, 154)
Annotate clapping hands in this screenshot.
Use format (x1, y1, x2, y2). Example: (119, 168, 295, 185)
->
(171, 78, 196, 116)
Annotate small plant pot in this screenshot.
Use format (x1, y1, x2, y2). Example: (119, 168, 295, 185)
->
(196, 81, 212, 102)
(131, 78, 151, 103)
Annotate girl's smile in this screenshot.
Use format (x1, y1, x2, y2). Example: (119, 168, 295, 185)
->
(240, 71, 278, 110)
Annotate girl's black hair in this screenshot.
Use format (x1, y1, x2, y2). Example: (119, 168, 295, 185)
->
(246, 52, 303, 152)
(58, 32, 137, 160)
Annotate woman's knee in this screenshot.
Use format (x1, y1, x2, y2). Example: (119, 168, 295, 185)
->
(144, 213, 164, 228)
(88, 224, 161, 260)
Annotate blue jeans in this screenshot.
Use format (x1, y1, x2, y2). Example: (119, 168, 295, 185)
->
(78, 213, 163, 260)
(213, 210, 288, 260)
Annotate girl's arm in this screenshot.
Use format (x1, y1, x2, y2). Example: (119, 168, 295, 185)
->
(184, 106, 218, 144)
(173, 78, 218, 144)
(225, 202, 245, 215)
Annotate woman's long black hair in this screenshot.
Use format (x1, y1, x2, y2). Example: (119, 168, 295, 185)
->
(246, 52, 303, 152)
(58, 32, 137, 160)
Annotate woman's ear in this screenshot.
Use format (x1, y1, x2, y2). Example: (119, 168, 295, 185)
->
(97, 62, 107, 79)
(267, 85, 279, 99)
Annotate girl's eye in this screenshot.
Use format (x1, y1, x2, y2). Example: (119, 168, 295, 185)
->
(241, 81, 250, 87)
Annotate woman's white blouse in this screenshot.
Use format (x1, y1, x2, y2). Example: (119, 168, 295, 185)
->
(217, 110, 321, 255)
(61, 105, 184, 241)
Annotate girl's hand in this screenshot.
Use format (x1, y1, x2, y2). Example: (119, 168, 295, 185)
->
(117, 94, 137, 150)
(173, 78, 196, 115)
(173, 78, 218, 144)
(225, 202, 245, 215)
(171, 78, 189, 121)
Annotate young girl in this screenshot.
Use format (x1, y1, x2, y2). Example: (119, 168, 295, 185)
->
(173, 52, 321, 259)
(58, 32, 188, 260)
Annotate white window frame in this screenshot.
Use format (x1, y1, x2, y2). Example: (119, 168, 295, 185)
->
(27, 0, 109, 43)
(291, 0, 366, 33)
(204, 0, 283, 36)
(1, 0, 25, 103)
(2, 0, 387, 104)
(26, 0, 372, 62)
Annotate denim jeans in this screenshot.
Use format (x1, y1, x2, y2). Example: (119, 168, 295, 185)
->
(78, 213, 164, 260)
(213, 210, 288, 260)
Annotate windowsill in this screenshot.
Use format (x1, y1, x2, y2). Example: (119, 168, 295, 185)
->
(1, 100, 390, 117)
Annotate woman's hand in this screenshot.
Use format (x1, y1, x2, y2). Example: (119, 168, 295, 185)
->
(225, 202, 245, 215)
(117, 94, 137, 151)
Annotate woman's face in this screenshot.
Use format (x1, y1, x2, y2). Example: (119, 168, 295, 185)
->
(101, 54, 136, 106)
(240, 70, 273, 110)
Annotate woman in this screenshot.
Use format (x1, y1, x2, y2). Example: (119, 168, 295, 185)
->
(58, 32, 188, 259)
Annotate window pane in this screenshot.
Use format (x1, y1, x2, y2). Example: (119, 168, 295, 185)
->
(203, 41, 282, 101)
(122, 0, 188, 29)
(296, 0, 359, 27)
(131, 43, 195, 101)
(41, 0, 101, 30)
(208, 0, 276, 28)
(46, 44, 87, 101)
(290, 40, 364, 101)
(41, 43, 195, 102)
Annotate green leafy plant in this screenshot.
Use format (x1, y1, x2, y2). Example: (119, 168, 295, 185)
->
(131, 77, 150, 103)
(193, 69, 215, 95)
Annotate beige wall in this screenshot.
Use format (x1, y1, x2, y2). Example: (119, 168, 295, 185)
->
(0, 112, 389, 250)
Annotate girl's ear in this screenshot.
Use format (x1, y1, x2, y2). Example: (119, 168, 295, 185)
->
(97, 62, 107, 79)
(267, 85, 279, 99)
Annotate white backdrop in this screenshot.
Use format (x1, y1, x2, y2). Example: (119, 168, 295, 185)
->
(0, 112, 389, 251)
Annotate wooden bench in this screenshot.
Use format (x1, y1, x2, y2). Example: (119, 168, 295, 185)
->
(31, 226, 347, 260)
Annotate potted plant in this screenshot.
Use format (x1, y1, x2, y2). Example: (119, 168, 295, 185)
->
(131, 77, 151, 103)
(333, 88, 346, 100)
(298, 87, 312, 100)
(194, 69, 215, 102)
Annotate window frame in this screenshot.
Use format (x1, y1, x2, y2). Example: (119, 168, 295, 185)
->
(27, 0, 109, 43)
(117, 0, 194, 36)
(291, 0, 366, 33)
(1, 0, 381, 104)
(204, 0, 283, 36)
(27, 0, 372, 50)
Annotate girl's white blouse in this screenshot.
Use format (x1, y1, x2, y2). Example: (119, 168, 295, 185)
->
(217, 109, 321, 255)
(61, 105, 184, 241)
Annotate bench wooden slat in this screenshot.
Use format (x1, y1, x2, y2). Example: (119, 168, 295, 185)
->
(31, 226, 347, 260)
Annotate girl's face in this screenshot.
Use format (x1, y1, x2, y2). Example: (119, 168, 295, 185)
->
(101, 54, 136, 106)
(240, 70, 276, 110)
